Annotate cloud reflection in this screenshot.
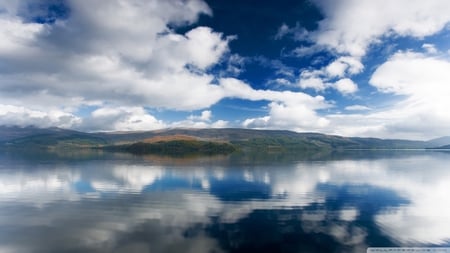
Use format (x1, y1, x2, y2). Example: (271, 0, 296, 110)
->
(0, 151, 449, 252)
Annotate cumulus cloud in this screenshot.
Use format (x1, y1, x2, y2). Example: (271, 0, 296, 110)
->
(189, 110, 212, 122)
(297, 65, 360, 95)
(0, 1, 227, 125)
(282, 0, 450, 138)
(171, 110, 229, 129)
(370, 51, 450, 97)
(311, 0, 450, 57)
(320, 51, 450, 139)
(81, 106, 166, 132)
(243, 101, 330, 131)
(298, 70, 328, 91)
(325, 57, 364, 77)
(368, 51, 450, 138)
(334, 78, 358, 94)
(0, 0, 336, 132)
(2, 0, 449, 137)
(0, 104, 81, 128)
(235, 78, 331, 131)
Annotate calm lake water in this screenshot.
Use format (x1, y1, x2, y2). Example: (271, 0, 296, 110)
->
(0, 150, 450, 253)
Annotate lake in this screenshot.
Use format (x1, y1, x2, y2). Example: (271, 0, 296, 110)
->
(0, 150, 449, 253)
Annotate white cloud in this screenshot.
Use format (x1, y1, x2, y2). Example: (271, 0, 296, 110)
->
(279, 0, 450, 139)
(267, 78, 293, 87)
(0, 16, 43, 55)
(0, 0, 347, 132)
(422, 43, 438, 54)
(171, 110, 229, 129)
(319, 51, 450, 139)
(296, 55, 362, 95)
(188, 110, 212, 122)
(0, 0, 231, 121)
(325, 57, 364, 77)
(370, 51, 450, 98)
(84, 106, 165, 132)
(344, 105, 371, 111)
(334, 78, 358, 94)
(311, 0, 450, 57)
(0, 104, 81, 128)
(223, 53, 246, 76)
(297, 66, 359, 95)
(298, 70, 328, 91)
(243, 101, 330, 132)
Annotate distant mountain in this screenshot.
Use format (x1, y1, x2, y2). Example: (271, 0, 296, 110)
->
(0, 126, 106, 149)
(426, 136, 450, 147)
(0, 126, 438, 154)
(0, 125, 63, 142)
(95, 128, 426, 149)
(431, 145, 450, 149)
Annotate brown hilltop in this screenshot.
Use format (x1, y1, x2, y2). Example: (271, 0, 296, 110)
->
(142, 134, 198, 143)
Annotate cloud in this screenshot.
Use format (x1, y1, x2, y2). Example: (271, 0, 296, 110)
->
(291, 44, 325, 57)
(344, 105, 371, 111)
(319, 51, 450, 139)
(274, 22, 309, 41)
(311, 0, 450, 57)
(325, 57, 364, 77)
(297, 65, 360, 95)
(422, 43, 438, 54)
(188, 110, 212, 122)
(334, 78, 358, 94)
(81, 106, 166, 132)
(0, 0, 229, 119)
(242, 101, 330, 132)
(298, 70, 328, 91)
(266, 78, 294, 87)
(367, 51, 450, 138)
(172, 110, 229, 129)
(370, 51, 450, 98)
(0, 104, 81, 128)
(222, 53, 246, 77)
(0, 0, 342, 132)
(227, 74, 333, 132)
(279, 0, 450, 138)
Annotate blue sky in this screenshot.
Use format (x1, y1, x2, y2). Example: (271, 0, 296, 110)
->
(1, 0, 450, 139)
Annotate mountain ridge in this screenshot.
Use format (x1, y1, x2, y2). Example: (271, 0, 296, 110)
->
(0, 126, 447, 152)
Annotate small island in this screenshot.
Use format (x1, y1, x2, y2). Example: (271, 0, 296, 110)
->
(104, 140, 236, 156)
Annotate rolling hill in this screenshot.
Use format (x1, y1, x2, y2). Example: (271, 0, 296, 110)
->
(1, 126, 448, 155)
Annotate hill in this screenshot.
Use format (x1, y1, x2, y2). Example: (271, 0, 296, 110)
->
(0, 126, 107, 149)
(0, 126, 440, 155)
(426, 136, 450, 147)
(105, 139, 236, 156)
(96, 128, 427, 149)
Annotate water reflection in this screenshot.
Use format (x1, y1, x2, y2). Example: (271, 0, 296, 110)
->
(0, 151, 449, 252)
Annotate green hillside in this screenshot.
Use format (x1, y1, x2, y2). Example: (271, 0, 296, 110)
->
(105, 140, 236, 156)
(0, 126, 107, 149)
(0, 126, 444, 156)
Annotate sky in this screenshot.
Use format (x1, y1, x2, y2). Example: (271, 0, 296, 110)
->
(1, 0, 450, 140)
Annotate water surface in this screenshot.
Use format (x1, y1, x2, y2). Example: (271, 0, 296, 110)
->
(0, 150, 449, 252)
